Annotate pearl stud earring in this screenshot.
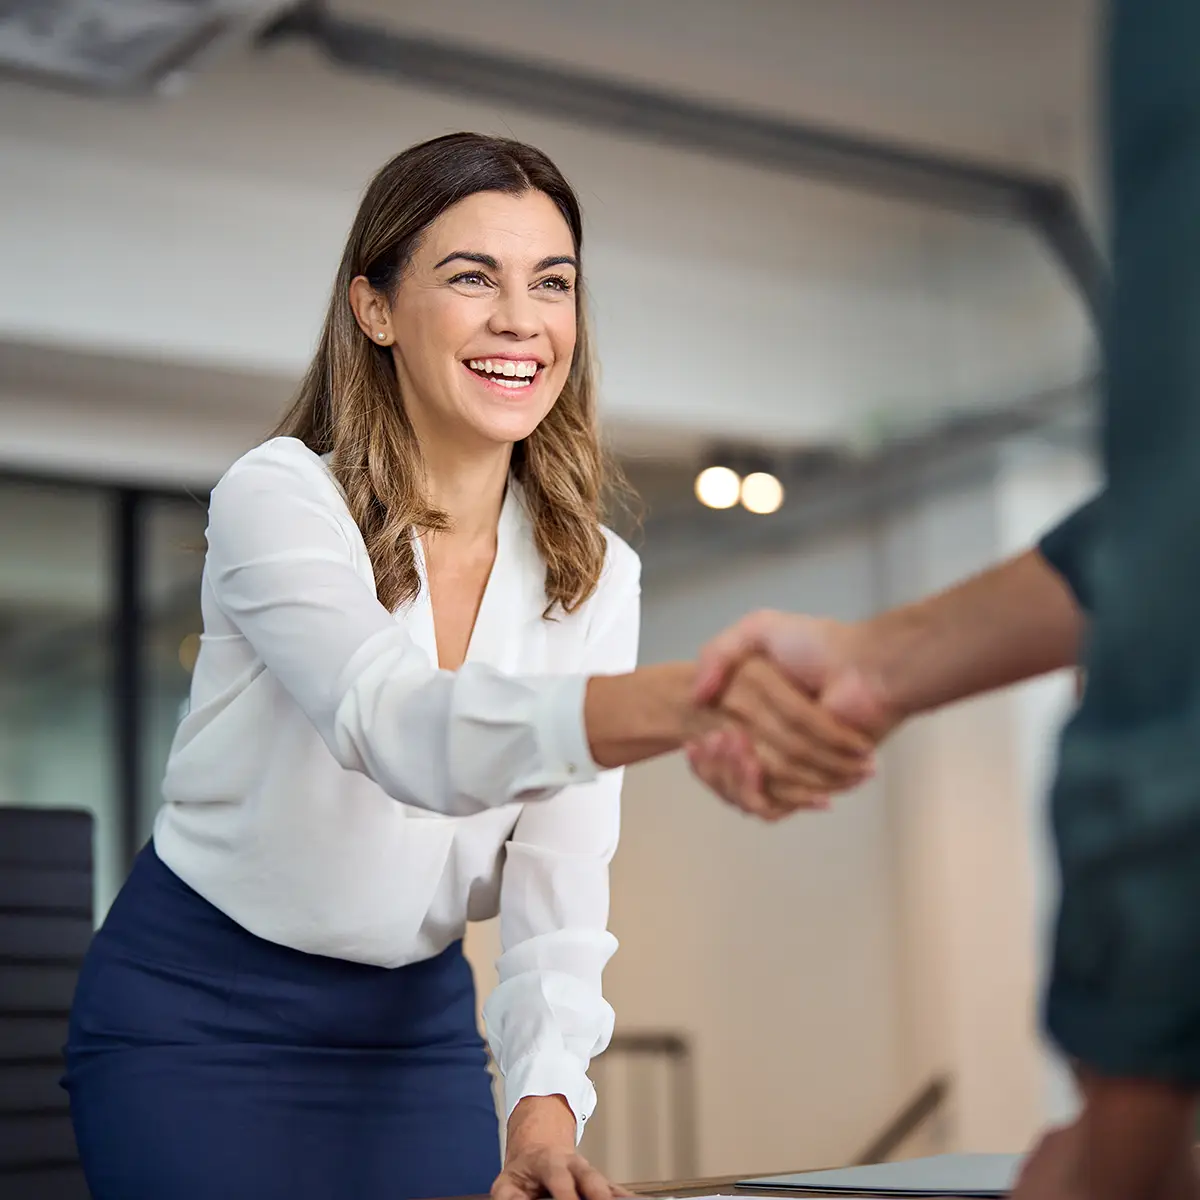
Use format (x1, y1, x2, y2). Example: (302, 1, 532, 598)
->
(376, 332, 386, 341)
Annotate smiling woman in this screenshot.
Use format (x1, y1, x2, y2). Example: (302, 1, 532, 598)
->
(61, 133, 874, 1200)
(347, 188, 585, 538)
(277, 135, 608, 622)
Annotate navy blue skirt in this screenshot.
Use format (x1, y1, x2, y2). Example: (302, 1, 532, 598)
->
(63, 843, 500, 1200)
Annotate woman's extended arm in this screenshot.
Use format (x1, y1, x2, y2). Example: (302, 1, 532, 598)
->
(205, 442, 873, 820)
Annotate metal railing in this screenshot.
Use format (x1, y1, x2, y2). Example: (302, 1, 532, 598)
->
(582, 1032, 697, 1183)
(853, 1075, 952, 1166)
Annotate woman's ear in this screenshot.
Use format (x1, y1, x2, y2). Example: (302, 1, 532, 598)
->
(348, 276, 394, 347)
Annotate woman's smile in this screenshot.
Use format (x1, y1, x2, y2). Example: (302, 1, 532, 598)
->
(462, 355, 546, 396)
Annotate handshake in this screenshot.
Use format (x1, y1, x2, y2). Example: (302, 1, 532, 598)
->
(684, 610, 899, 821)
(590, 549, 1077, 819)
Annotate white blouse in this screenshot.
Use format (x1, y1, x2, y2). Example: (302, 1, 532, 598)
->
(153, 435, 641, 1137)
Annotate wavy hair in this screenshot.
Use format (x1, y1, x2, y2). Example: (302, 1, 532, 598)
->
(273, 132, 631, 615)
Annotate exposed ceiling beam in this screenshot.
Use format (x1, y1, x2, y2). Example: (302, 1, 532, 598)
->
(260, 1, 1108, 325)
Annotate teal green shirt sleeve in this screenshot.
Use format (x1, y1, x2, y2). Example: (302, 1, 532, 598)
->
(1037, 494, 1103, 615)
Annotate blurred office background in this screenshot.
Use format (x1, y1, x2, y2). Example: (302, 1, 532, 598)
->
(0, 0, 1102, 1189)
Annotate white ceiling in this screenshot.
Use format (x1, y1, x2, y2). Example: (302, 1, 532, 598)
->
(336, 0, 1099, 174)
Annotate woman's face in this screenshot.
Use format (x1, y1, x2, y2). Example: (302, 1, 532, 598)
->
(359, 189, 579, 451)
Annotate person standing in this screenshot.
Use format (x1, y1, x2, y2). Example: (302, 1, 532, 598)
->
(690, 1, 1200, 1194)
(63, 133, 872, 1200)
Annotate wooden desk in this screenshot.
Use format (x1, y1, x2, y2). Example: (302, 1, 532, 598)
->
(624, 1143, 1200, 1197)
(444, 1171, 980, 1200)
(628, 1171, 971, 1199)
(633, 1172, 818, 1196)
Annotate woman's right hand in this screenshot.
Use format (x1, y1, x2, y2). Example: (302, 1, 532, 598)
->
(583, 655, 875, 817)
(685, 654, 877, 820)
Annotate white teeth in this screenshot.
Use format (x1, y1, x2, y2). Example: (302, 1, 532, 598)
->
(467, 358, 539, 378)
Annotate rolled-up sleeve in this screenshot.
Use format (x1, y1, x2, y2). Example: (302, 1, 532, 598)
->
(482, 540, 640, 1142)
(205, 442, 598, 817)
(1037, 492, 1104, 615)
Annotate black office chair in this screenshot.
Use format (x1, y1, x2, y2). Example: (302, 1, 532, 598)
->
(0, 807, 95, 1199)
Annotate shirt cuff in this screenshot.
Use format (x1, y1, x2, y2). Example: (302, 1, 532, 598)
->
(1046, 977, 1200, 1085)
(528, 675, 600, 791)
(502, 1050, 597, 1145)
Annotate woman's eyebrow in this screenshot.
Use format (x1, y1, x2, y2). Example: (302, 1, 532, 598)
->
(433, 251, 501, 271)
(432, 252, 579, 272)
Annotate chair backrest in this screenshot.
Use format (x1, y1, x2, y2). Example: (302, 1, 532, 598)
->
(0, 807, 95, 1199)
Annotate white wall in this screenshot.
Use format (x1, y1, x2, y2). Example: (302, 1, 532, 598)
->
(996, 443, 1102, 1125)
(610, 532, 903, 1175)
(879, 483, 1045, 1154)
(864, 441, 1099, 1155)
(0, 381, 269, 489)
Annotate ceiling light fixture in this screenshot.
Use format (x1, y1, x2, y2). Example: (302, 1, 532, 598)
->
(694, 464, 741, 510)
(0, 0, 289, 94)
(740, 470, 784, 515)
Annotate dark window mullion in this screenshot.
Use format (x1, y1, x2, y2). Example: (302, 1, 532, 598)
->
(112, 489, 144, 875)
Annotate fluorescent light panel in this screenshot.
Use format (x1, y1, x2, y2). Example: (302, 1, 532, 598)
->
(0, 0, 286, 92)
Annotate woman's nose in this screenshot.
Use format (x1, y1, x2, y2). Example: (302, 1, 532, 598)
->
(487, 289, 540, 340)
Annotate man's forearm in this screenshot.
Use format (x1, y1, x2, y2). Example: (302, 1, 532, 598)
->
(1081, 1076, 1198, 1200)
(860, 548, 1085, 721)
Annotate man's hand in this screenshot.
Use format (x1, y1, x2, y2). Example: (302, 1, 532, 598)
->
(1011, 1076, 1200, 1200)
(687, 612, 897, 816)
(492, 1096, 634, 1200)
(1010, 1119, 1200, 1200)
(694, 611, 898, 735)
(685, 652, 876, 820)
(1010, 1122, 1087, 1200)
(685, 553, 1083, 818)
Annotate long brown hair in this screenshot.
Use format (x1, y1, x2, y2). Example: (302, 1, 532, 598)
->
(273, 132, 629, 615)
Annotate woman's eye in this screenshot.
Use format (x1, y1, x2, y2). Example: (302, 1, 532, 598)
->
(449, 271, 491, 287)
(538, 275, 574, 293)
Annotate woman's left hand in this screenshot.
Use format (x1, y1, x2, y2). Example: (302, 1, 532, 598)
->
(492, 1143, 634, 1200)
(493, 1096, 635, 1200)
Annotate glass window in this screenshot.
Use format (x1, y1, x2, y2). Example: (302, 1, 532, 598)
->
(0, 480, 119, 918)
(139, 495, 209, 846)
